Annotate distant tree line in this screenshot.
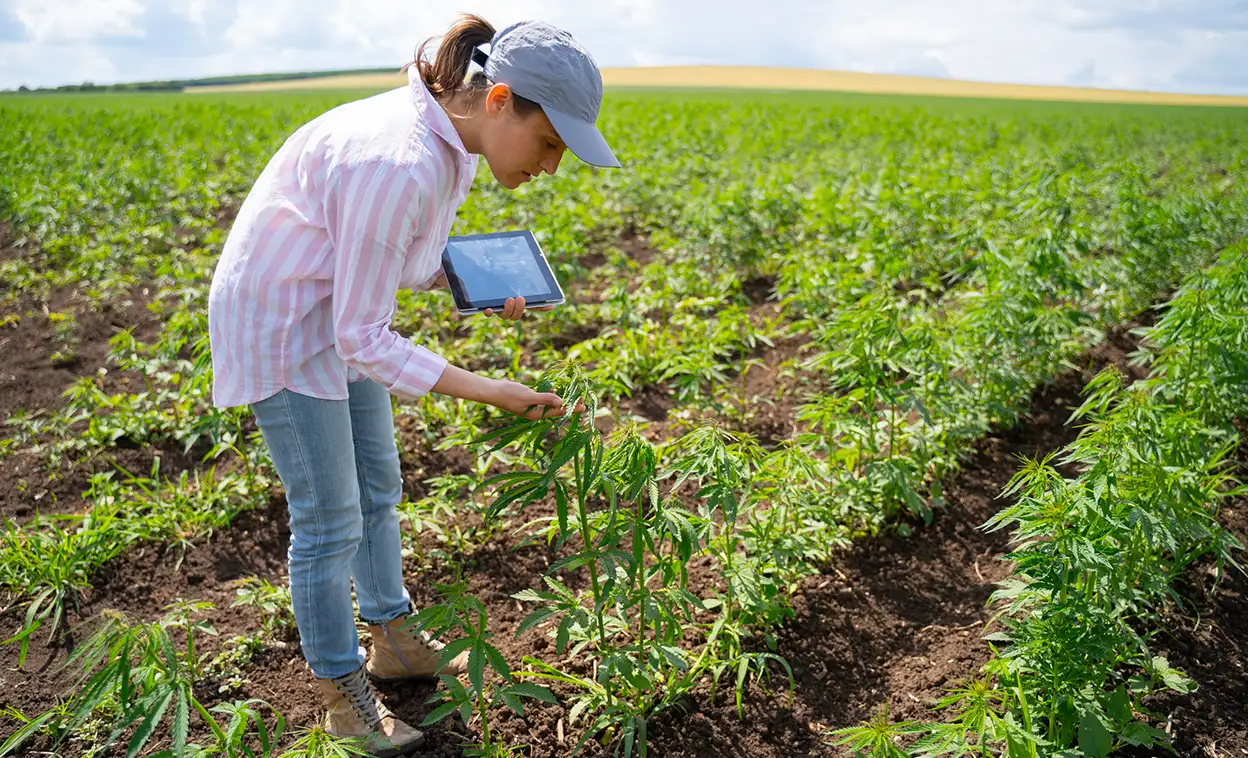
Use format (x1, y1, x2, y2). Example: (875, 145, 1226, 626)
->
(6, 67, 400, 94)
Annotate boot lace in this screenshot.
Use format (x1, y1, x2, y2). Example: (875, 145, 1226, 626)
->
(333, 667, 390, 730)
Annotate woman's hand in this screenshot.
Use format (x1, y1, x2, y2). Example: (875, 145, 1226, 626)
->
(431, 366, 588, 420)
(489, 378, 582, 419)
(483, 296, 555, 320)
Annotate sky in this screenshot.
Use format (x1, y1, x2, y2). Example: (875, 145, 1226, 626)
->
(1, 0, 1246, 94)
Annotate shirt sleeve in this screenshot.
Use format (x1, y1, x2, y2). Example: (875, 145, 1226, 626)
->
(324, 158, 448, 399)
(413, 264, 445, 292)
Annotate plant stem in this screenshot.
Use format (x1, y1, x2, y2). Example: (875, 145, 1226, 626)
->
(478, 686, 492, 751)
(574, 449, 613, 707)
(185, 612, 198, 679)
(192, 693, 228, 745)
(633, 499, 648, 695)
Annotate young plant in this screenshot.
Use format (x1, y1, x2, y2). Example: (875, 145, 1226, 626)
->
(47, 310, 80, 365)
(826, 703, 924, 758)
(0, 603, 228, 758)
(0, 512, 125, 667)
(408, 578, 556, 758)
(476, 362, 621, 675)
(481, 365, 705, 755)
(232, 576, 295, 638)
(206, 698, 287, 758)
(664, 425, 792, 637)
(396, 494, 453, 569)
(275, 726, 374, 758)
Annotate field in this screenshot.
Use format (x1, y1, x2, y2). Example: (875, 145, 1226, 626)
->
(1, 84, 1247, 758)
(188, 65, 1248, 108)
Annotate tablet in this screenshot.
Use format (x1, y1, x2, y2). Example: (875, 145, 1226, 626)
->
(441, 230, 565, 315)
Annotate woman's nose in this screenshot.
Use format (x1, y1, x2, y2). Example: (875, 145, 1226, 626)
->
(541, 151, 563, 176)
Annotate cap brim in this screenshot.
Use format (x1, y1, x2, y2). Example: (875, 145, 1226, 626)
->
(542, 105, 621, 169)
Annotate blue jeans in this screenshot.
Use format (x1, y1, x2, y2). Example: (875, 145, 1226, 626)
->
(251, 379, 411, 679)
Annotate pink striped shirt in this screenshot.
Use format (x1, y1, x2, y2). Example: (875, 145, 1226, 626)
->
(208, 67, 477, 408)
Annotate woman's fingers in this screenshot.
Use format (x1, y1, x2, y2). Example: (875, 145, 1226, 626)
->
(536, 392, 564, 411)
(528, 397, 591, 419)
(521, 391, 569, 419)
(484, 297, 544, 320)
(525, 394, 563, 419)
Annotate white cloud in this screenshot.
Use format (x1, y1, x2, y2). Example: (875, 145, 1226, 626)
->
(0, 0, 1245, 94)
(9, 0, 145, 44)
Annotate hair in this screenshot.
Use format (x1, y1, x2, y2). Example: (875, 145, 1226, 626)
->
(410, 13, 542, 117)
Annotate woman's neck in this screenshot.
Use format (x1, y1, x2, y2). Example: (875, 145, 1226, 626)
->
(438, 92, 485, 155)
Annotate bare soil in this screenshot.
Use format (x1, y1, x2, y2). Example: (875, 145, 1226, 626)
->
(1127, 491, 1248, 756)
(3, 308, 1244, 758)
(0, 285, 169, 522)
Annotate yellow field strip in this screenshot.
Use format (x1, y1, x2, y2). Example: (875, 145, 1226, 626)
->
(188, 65, 1248, 107)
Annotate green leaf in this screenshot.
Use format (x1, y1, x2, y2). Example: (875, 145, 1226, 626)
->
(507, 682, 558, 704)
(438, 637, 473, 670)
(511, 589, 554, 604)
(548, 554, 594, 574)
(484, 643, 511, 683)
(1119, 720, 1170, 747)
(421, 700, 461, 726)
(567, 695, 593, 727)
(172, 687, 191, 757)
(500, 691, 524, 717)
(0, 709, 60, 757)
(468, 642, 486, 694)
(555, 482, 570, 537)
(1078, 712, 1112, 758)
(126, 689, 173, 758)
(515, 607, 558, 635)
(1153, 656, 1196, 693)
(1105, 687, 1131, 724)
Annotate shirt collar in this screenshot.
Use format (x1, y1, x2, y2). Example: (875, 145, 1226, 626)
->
(408, 66, 470, 158)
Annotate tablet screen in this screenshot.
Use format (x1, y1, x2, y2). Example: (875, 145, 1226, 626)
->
(442, 231, 562, 310)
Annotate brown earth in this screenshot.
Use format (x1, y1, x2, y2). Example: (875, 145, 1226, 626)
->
(640, 322, 1154, 758)
(1128, 490, 1248, 756)
(0, 287, 160, 432)
(0, 284, 168, 522)
(4, 306, 1244, 758)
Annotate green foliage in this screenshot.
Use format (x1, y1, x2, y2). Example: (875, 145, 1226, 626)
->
(901, 243, 1248, 756)
(2, 86, 1247, 758)
(1, 604, 227, 758)
(409, 578, 556, 758)
(231, 577, 295, 637)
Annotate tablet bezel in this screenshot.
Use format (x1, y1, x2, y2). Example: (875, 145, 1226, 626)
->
(441, 230, 566, 315)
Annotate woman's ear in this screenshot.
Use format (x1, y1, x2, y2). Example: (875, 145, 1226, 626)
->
(484, 83, 513, 116)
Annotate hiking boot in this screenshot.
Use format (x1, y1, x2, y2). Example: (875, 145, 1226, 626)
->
(315, 665, 425, 757)
(366, 614, 468, 681)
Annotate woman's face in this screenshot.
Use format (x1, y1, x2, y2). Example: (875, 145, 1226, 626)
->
(479, 84, 567, 190)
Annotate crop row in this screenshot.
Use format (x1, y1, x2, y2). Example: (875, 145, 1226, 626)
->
(1, 91, 1247, 757)
(834, 242, 1248, 758)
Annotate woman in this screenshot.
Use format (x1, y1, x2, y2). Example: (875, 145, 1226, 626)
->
(207, 14, 619, 756)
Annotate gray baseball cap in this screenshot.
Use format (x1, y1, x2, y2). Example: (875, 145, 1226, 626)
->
(478, 21, 620, 169)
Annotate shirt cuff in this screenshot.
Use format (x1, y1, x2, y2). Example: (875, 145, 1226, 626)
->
(415, 265, 444, 292)
(388, 345, 449, 399)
